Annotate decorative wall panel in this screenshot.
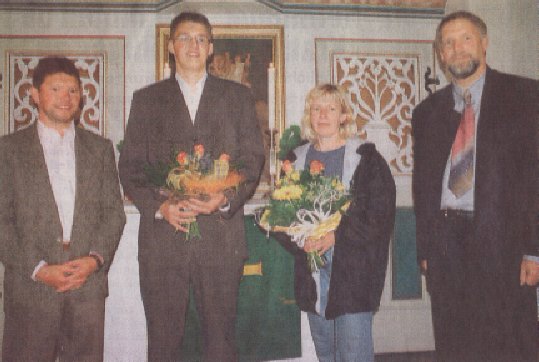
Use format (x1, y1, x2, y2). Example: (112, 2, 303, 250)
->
(316, 38, 436, 175)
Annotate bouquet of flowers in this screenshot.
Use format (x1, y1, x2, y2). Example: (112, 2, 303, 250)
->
(258, 159, 350, 272)
(145, 144, 244, 240)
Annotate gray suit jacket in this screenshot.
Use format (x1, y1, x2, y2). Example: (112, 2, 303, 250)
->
(119, 76, 265, 267)
(0, 123, 126, 302)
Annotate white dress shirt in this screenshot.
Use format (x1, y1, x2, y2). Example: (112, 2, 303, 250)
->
(37, 120, 76, 242)
(176, 72, 207, 123)
(32, 121, 76, 279)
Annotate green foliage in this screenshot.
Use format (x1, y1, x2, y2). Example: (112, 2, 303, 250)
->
(267, 199, 301, 227)
(277, 125, 302, 160)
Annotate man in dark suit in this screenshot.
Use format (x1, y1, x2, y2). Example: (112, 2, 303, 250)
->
(118, 12, 265, 361)
(412, 11, 539, 362)
(0, 57, 126, 361)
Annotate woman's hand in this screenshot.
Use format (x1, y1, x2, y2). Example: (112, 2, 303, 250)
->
(304, 231, 335, 255)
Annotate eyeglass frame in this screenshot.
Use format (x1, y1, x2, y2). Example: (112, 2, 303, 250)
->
(172, 33, 212, 46)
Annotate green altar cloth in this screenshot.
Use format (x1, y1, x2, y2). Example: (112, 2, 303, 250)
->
(180, 216, 301, 361)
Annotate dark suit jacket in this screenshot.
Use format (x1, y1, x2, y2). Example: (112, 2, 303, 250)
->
(118, 75, 265, 267)
(412, 67, 539, 282)
(0, 123, 126, 303)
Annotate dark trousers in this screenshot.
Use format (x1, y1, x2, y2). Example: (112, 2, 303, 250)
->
(140, 249, 244, 362)
(427, 214, 537, 362)
(2, 288, 105, 362)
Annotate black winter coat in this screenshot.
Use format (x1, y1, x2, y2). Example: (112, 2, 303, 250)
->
(277, 143, 396, 319)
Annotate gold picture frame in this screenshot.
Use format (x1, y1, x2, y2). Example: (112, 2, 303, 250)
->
(156, 24, 285, 195)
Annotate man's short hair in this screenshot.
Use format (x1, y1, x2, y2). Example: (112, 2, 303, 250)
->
(169, 12, 213, 42)
(32, 57, 81, 90)
(435, 11, 488, 51)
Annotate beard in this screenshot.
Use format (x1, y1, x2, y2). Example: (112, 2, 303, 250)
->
(447, 58, 480, 80)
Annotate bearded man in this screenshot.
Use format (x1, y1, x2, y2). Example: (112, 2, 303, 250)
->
(412, 10, 538, 362)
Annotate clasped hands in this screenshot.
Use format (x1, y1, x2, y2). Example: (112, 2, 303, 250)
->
(36, 256, 98, 293)
(303, 231, 335, 255)
(160, 192, 227, 232)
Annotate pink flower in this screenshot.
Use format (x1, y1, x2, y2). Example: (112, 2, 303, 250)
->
(309, 160, 324, 176)
(176, 151, 188, 165)
(194, 144, 205, 158)
(281, 160, 293, 175)
(219, 153, 230, 162)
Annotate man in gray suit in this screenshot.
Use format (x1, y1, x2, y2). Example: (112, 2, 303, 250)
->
(0, 57, 126, 361)
(119, 12, 264, 362)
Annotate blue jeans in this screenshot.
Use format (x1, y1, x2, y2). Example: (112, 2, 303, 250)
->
(308, 248, 374, 362)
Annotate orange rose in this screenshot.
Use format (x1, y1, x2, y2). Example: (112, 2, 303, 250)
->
(194, 144, 205, 158)
(281, 160, 293, 175)
(219, 153, 230, 162)
(309, 160, 325, 175)
(176, 151, 188, 165)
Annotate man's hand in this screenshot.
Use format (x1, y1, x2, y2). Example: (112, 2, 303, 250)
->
(520, 259, 539, 286)
(420, 260, 428, 273)
(159, 199, 197, 232)
(36, 256, 98, 292)
(186, 192, 227, 215)
(304, 232, 335, 255)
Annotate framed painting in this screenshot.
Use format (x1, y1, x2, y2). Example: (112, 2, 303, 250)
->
(0, 35, 125, 147)
(156, 24, 285, 198)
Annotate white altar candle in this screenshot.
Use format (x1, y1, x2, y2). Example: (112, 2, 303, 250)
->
(163, 62, 171, 79)
(267, 63, 275, 130)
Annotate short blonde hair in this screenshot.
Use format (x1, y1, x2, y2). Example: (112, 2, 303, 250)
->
(301, 84, 356, 142)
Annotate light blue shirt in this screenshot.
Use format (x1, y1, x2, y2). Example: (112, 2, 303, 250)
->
(440, 73, 485, 211)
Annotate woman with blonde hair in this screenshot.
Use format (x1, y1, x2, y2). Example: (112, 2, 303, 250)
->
(285, 84, 395, 361)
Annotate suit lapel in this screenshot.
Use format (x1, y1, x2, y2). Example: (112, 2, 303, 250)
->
(73, 128, 91, 235)
(21, 124, 63, 237)
(473, 68, 503, 214)
(430, 87, 460, 181)
(162, 78, 195, 143)
(194, 76, 222, 144)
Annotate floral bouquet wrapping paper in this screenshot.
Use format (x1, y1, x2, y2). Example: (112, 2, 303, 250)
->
(258, 159, 349, 272)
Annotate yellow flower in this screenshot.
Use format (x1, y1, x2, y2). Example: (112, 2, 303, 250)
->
(272, 185, 303, 200)
(290, 171, 300, 182)
(331, 179, 345, 192)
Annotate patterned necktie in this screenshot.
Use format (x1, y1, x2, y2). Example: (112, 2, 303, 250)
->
(448, 90, 475, 198)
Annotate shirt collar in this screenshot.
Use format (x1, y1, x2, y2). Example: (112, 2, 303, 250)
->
(37, 120, 76, 143)
(175, 72, 207, 94)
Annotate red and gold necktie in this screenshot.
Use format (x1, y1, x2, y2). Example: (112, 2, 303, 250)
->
(448, 90, 475, 198)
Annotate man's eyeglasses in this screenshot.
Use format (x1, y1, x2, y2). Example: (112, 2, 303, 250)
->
(173, 34, 210, 46)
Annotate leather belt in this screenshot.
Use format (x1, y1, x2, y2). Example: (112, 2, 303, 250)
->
(439, 209, 474, 220)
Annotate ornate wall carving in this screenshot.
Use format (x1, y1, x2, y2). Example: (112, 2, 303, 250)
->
(316, 38, 436, 176)
(334, 54, 416, 174)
